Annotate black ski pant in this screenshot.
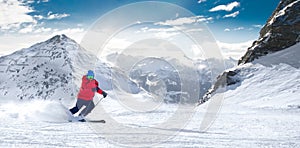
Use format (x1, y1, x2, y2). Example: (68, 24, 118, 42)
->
(69, 98, 95, 117)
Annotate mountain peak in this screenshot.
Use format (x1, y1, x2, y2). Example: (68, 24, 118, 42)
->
(0, 34, 82, 100)
(200, 0, 300, 104)
(238, 0, 300, 65)
(46, 34, 75, 44)
(0, 33, 103, 101)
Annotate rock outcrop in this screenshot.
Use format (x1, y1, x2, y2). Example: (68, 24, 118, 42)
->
(239, 0, 300, 64)
(199, 0, 300, 104)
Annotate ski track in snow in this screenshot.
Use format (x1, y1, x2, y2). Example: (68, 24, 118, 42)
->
(0, 58, 300, 147)
(0, 38, 299, 147)
(0, 95, 299, 147)
(0, 120, 109, 147)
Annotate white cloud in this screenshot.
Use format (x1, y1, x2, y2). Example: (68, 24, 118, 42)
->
(33, 12, 70, 21)
(198, 17, 213, 22)
(198, 0, 207, 4)
(253, 24, 264, 28)
(141, 27, 178, 33)
(105, 38, 132, 50)
(209, 1, 240, 12)
(0, 1, 70, 34)
(154, 31, 179, 39)
(224, 28, 231, 32)
(37, 0, 50, 3)
(134, 16, 211, 40)
(223, 11, 240, 18)
(0, 27, 86, 56)
(155, 17, 197, 26)
(135, 27, 180, 39)
(0, 0, 36, 30)
(191, 44, 202, 56)
(46, 11, 70, 20)
(51, 28, 85, 38)
(33, 27, 52, 33)
(0, 23, 20, 31)
(155, 16, 213, 26)
(223, 27, 245, 32)
(25, 0, 35, 4)
(18, 24, 35, 34)
(0, 34, 52, 55)
(34, 15, 44, 20)
(186, 28, 204, 32)
(234, 27, 244, 31)
(217, 40, 254, 60)
(50, 28, 86, 43)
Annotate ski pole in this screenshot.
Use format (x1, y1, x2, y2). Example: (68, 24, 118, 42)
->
(79, 96, 105, 117)
(94, 96, 105, 107)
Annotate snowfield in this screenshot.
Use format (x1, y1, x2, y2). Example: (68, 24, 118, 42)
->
(0, 92, 299, 147)
(0, 36, 299, 147)
(0, 59, 299, 147)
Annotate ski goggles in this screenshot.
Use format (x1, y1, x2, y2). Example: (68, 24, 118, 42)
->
(87, 75, 94, 79)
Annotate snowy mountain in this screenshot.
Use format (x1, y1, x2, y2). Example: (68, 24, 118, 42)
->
(200, 0, 300, 108)
(239, 0, 300, 64)
(0, 34, 143, 104)
(0, 1, 300, 146)
(105, 53, 235, 104)
(0, 35, 79, 102)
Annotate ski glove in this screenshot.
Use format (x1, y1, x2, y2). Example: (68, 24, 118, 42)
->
(102, 91, 107, 98)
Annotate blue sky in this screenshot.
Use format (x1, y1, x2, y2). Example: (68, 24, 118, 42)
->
(0, 0, 280, 54)
(29, 0, 279, 41)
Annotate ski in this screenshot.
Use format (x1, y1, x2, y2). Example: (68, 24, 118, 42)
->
(59, 101, 105, 123)
(86, 119, 106, 123)
(68, 119, 106, 123)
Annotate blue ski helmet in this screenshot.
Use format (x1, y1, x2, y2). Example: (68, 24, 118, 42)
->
(87, 70, 94, 77)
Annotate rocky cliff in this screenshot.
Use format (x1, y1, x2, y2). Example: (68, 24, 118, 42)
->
(239, 0, 300, 64)
(199, 0, 300, 104)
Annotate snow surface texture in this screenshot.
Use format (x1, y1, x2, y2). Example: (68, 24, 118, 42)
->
(239, 0, 300, 65)
(0, 34, 141, 104)
(225, 63, 300, 109)
(0, 47, 299, 147)
(0, 35, 75, 101)
(0, 34, 100, 104)
(223, 43, 300, 109)
(106, 53, 235, 103)
(0, 35, 299, 147)
(0, 83, 299, 147)
(254, 42, 300, 68)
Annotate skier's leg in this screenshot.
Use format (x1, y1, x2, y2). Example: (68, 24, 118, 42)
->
(69, 106, 79, 114)
(69, 98, 84, 114)
(81, 101, 95, 117)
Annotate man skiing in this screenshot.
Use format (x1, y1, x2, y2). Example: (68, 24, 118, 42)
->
(69, 70, 107, 121)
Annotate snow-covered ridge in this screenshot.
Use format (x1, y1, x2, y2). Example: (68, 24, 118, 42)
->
(0, 34, 146, 104)
(239, 0, 300, 64)
(268, 0, 300, 25)
(254, 42, 300, 68)
(201, 41, 300, 104)
(0, 35, 80, 102)
(201, 0, 300, 106)
(106, 53, 235, 103)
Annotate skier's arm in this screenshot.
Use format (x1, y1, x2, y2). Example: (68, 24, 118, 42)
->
(94, 81, 103, 94)
(96, 87, 103, 94)
(95, 80, 107, 98)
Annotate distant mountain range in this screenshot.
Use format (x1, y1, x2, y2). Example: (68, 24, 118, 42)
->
(0, 32, 236, 104)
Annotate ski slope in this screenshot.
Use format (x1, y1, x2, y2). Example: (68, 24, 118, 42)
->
(0, 93, 299, 147)
(0, 36, 299, 147)
(0, 55, 299, 147)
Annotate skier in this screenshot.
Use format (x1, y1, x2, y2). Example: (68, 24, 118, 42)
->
(69, 70, 107, 121)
